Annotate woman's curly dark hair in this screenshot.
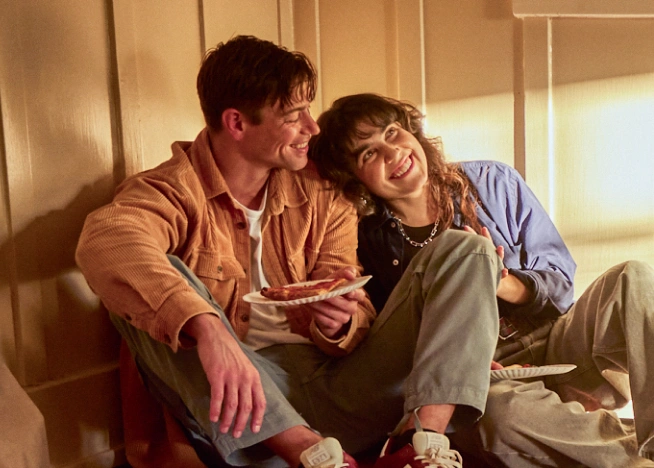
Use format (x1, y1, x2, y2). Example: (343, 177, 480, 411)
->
(309, 93, 481, 232)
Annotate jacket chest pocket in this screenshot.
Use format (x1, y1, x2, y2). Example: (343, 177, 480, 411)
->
(192, 249, 246, 310)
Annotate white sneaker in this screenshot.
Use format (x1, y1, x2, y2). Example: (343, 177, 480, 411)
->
(300, 437, 350, 468)
(412, 431, 462, 468)
(375, 408, 463, 468)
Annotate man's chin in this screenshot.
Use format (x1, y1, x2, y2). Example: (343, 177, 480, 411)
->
(285, 156, 309, 172)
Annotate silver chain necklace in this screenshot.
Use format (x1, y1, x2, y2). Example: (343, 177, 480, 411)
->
(391, 214, 440, 248)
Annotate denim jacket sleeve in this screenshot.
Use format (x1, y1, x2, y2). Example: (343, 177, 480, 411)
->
(460, 161, 576, 319)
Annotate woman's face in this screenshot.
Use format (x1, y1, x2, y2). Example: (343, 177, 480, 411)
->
(349, 121, 429, 204)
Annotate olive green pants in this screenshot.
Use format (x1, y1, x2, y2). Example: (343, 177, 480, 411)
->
(113, 230, 502, 466)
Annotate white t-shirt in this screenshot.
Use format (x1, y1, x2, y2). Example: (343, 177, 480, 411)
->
(234, 192, 312, 350)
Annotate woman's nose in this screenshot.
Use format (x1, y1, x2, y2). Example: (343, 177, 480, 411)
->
(384, 145, 400, 162)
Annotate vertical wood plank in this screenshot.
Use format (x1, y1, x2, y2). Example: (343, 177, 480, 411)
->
(522, 17, 553, 214)
(294, 0, 324, 114)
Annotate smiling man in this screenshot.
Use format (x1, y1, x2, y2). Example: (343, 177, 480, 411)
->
(76, 36, 376, 468)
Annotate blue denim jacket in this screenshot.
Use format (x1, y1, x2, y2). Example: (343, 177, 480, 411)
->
(358, 160, 576, 319)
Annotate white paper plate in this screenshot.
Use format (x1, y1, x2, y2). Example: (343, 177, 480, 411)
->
(491, 364, 577, 382)
(243, 275, 372, 306)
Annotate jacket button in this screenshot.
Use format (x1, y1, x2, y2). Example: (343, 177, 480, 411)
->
(240, 315, 249, 322)
(125, 314, 132, 321)
(216, 265, 223, 272)
(390, 222, 397, 228)
(392, 259, 399, 266)
(236, 222, 247, 230)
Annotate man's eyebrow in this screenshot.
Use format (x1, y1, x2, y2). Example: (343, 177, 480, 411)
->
(281, 104, 307, 116)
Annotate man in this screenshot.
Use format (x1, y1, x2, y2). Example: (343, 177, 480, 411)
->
(77, 36, 502, 468)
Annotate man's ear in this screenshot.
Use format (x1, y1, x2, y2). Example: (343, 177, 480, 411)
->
(222, 109, 246, 140)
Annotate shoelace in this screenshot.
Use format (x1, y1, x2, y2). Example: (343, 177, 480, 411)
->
(414, 447, 463, 468)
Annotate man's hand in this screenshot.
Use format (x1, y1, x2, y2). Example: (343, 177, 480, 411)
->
(182, 314, 266, 438)
(304, 266, 366, 338)
(463, 226, 531, 305)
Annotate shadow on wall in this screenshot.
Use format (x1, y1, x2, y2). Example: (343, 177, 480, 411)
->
(0, 175, 123, 379)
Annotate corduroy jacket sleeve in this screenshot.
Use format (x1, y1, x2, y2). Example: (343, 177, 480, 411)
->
(75, 157, 220, 352)
(307, 193, 376, 356)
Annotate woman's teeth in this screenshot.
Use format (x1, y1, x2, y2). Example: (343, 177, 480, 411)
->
(392, 157, 412, 178)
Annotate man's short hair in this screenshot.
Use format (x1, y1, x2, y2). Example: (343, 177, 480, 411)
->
(197, 35, 317, 131)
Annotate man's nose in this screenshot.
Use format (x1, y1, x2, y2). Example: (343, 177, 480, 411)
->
(302, 110, 320, 135)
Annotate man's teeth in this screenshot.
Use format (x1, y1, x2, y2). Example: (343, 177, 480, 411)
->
(292, 142, 308, 149)
(393, 158, 412, 178)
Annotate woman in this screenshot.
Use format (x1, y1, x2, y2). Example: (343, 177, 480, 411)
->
(309, 93, 654, 467)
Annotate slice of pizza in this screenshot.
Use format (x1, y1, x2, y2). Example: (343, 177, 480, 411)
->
(503, 363, 533, 369)
(260, 278, 348, 301)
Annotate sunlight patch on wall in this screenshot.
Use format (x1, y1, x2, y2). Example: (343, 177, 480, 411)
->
(553, 72, 654, 241)
(424, 92, 514, 167)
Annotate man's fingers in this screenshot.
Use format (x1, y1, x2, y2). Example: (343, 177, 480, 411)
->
(232, 388, 253, 438)
(209, 383, 224, 423)
(250, 381, 266, 434)
(219, 385, 239, 434)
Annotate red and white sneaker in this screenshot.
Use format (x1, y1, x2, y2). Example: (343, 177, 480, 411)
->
(373, 430, 462, 468)
(300, 437, 357, 468)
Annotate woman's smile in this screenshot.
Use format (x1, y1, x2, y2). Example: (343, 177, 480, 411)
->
(391, 155, 413, 179)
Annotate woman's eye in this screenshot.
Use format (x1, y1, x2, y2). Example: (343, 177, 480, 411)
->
(386, 127, 397, 138)
(361, 150, 374, 162)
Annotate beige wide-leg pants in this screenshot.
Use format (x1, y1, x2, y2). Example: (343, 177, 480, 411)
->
(453, 260, 654, 468)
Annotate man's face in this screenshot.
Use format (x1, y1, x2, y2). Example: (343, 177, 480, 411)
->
(241, 93, 320, 172)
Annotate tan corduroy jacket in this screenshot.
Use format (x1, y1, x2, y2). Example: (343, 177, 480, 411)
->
(76, 128, 376, 355)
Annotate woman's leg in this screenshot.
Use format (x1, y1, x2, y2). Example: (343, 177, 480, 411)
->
(451, 379, 646, 468)
(268, 230, 502, 454)
(545, 260, 654, 460)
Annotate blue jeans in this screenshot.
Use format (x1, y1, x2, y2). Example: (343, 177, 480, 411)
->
(112, 230, 502, 466)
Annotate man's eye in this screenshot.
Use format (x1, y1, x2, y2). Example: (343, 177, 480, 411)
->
(285, 113, 301, 123)
(386, 127, 397, 137)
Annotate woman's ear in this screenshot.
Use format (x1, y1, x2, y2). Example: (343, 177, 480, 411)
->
(222, 109, 245, 140)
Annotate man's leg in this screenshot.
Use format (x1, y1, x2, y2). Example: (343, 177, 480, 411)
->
(264, 230, 501, 454)
(112, 255, 307, 467)
(545, 260, 654, 460)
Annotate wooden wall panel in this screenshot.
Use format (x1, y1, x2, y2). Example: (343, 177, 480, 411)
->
(423, 0, 516, 166)
(317, 0, 390, 108)
(111, 0, 205, 175)
(0, 0, 116, 386)
(204, 0, 281, 45)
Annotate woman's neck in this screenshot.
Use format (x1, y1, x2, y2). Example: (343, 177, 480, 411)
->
(387, 194, 436, 227)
